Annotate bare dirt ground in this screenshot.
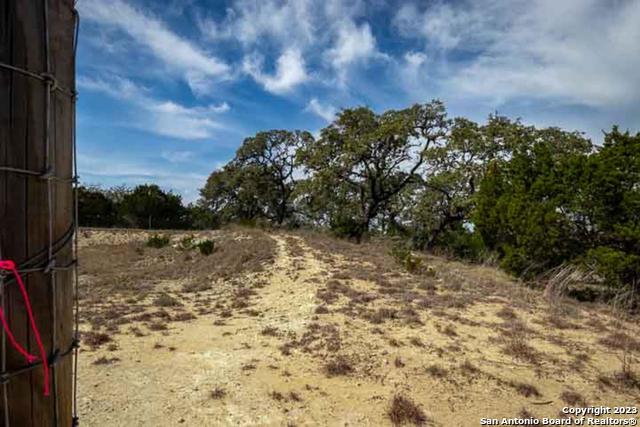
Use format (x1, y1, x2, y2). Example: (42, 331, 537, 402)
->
(77, 228, 640, 426)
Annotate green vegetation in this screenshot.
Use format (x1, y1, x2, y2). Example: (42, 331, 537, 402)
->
(146, 234, 170, 248)
(195, 239, 215, 256)
(79, 100, 639, 294)
(79, 184, 216, 230)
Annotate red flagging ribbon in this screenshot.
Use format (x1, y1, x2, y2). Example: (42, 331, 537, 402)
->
(0, 260, 50, 396)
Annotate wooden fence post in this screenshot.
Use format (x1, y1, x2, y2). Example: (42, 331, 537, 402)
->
(0, 1, 77, 425)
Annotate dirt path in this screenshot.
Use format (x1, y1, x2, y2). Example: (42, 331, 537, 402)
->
(79, 233, 335, 426)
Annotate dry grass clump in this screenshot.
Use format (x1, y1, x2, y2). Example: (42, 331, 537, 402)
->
(367, 308, 399, 324)
(269, 391, 285, 401)
(315, 305, 330, 314)
(153, 293, 182, 307)
(210, 387, 226, 400)
(387, 394, 428, 426)
(288, 391, 303, 402)
(502, 339, 539, 364)
(599, 332, 640, 351)
(148, 321, 168, 331)
(508, 381, 541, 398)
(286, 322, 342, 354)
(440, 324, 457, 337)
(261, 326, 280, 336)
(172, 312, 197, 322)
(323, 356, 354, 377)
(92, 356, 120, 365)
(496, 306, 518, 320)
(560, 390, 586, 406)
(83, 331, 112, 349)
(408, 337, 424, 347)
(459, 360, 480, 376)
(425, 364, 448, 378)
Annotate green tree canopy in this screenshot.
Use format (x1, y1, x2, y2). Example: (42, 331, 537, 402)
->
(298, 100, 449, 240)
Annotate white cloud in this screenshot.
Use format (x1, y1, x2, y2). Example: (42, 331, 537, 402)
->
(79, 0, 231, 95)
(305, 98, 337, 122)
(394, 0, 640, 108)
(243, 48, 309, 94)
(198, 0, 315, 49)
(325, 20, 387, 84)
(78, 75, 230, 139)
(160, 150, 195, 163)
(327, 21, 376, 67)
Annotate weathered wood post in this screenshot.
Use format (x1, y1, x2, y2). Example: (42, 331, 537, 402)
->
(0, 1, 77, 425)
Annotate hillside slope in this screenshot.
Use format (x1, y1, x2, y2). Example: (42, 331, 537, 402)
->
(78, 229, 640, 426)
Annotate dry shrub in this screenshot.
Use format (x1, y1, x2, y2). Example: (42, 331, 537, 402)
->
(496, 306, 518, 320)
(367, 308, 399, 324)
(324, 356, 354, 377)
(269, 391, 285, 401)
(181, 281, 212, 293)
(92, 356, 120, 365)
(409, 337, 424, 347)
(153, 293, 182, 307)
(560, 390, 586, 406)
(508, 381, 541, 398)
(387, 394, 428, 426)
(502, 339, 539, 364)
(288, 392, 303, 402)
(441, 324, 457, 337)
(172, 312, 196, 322)
(83, 331, 112, 349)
(425, 364, 448, 378)
(211, 387, 226, 399)
(315, 305, 329, 314)
(148, 321, 168, 331)
(261, 326, 280, 337)
(459, 360, 480, 375)
(599, 332, 640, 352)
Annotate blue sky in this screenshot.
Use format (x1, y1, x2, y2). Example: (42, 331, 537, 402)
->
(76, 0, 640, 202)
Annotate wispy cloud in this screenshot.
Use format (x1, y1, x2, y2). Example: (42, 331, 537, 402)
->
(78, 75, 230, 139)
(326, 21, 384, 74)
(160, 150, 195, 163)
(243, 48, 309, 94)
(305, 98, 337, 122)
(197, 0, 315, 49)
(79, 0, 231, 96)
(394, 0, 640, 108)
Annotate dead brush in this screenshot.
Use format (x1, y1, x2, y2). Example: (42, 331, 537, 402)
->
(367, 307, 399, 324)
(210, 387, 226, 400)
(541, 264, 590, 312)
(560, 390, 586, 406)
(153, 292, 182, 307)
(496, 306, 518, 320)
(323, 356, 354, 377)
(425, 364, 448, 378)
(172, 312, 196, 322)
(261, 326, 280, 336)
(459, 360, 480, 376)
(387, 394, 428, 426)
(82, 331, 112, 349)
(508, 381, 541, 398)
(148, 321, 168, 331)
(92, 356, 120, 365)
